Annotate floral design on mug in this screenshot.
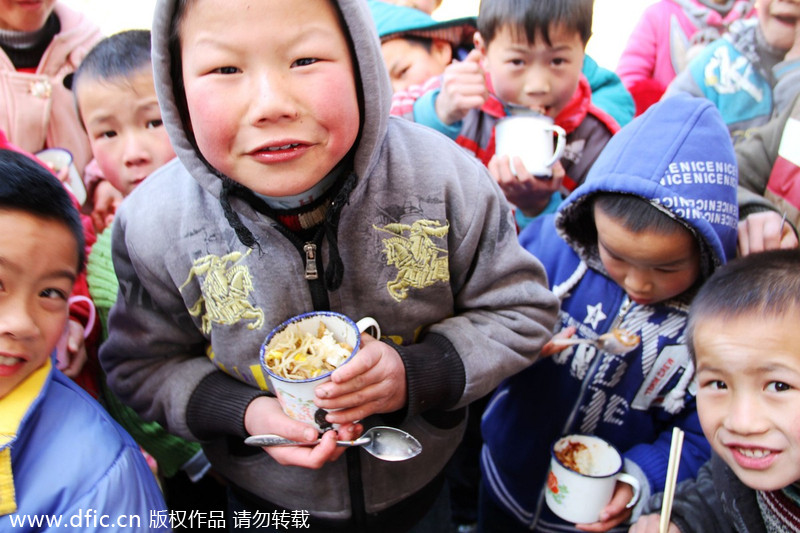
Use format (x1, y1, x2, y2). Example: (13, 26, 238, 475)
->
(547, 471, 568, 503)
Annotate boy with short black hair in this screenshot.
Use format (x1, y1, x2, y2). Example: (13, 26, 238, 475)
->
(99, 0, 559, 530)
(630, 248, 800, 533)
(407, 0, 621, 227)
(0, 148, 167, 531)
(480, 94, 739, 532)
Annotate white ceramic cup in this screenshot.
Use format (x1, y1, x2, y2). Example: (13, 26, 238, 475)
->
(35, 148, 86, 205)
(260, 311, 380, 432)
(545, 434, 641, 524)
(494, 114, 566, 178)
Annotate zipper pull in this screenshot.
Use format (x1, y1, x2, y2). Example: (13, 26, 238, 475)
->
(304, 243, 318, 280)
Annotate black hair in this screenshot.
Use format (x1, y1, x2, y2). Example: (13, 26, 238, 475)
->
(71, 29, 152, 93)
(477, 0, 593, 47)
(401, 35, 435, 54)
(0, 149, 85, 272)
(686, 249, 800, 358)
(593, 194, 685, 235)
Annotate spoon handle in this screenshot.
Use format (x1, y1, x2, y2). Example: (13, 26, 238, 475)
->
(244, 434, 369, 447)
(549, 337, 594, 348)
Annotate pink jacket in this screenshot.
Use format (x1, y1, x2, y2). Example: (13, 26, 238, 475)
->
(0, 3, 103, 178)
(616, 0, 755, 91)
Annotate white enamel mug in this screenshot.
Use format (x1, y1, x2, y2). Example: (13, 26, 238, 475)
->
(494, 114, 567, 178)
(260, 311, 380, 431)
(545, 434, 641, 524)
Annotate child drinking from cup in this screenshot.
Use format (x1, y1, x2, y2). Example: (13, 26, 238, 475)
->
(99, 0, 559, 530)
(479, 94, 739, 532)
(399, 0, 621, 227)
(630, 248, 800, 532)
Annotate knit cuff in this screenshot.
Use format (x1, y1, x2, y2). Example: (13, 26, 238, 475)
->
(186, 372, 270, 440)
(413, 87, 462, 140)
(395, 333, 466, 418)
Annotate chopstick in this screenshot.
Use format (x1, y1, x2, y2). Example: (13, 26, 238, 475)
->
(659, 427, 685, 533)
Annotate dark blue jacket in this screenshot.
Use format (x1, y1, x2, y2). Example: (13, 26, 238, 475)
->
(481, 94, 739, 531)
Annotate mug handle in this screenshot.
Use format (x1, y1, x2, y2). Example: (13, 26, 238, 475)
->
(355, 317, 381, 340)
(543, 125, 567, 168)
(616, 472, 641, 509)
(68, 295, 96, 339)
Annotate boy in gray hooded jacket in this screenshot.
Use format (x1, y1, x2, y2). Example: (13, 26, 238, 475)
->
(99, 0, 559, 530)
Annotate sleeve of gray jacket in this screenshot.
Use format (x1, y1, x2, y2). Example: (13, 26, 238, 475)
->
(99, 211, 221, 441)
(421, 158, 560, 407)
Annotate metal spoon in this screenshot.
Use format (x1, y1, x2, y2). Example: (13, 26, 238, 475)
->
(549, 328, 641, 355)
(244, 426, 422, 462)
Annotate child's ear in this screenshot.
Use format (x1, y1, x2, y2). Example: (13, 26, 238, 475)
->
(430, 39, 453, 68)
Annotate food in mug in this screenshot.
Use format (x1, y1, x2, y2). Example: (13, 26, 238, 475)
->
(555, 440, 593, 474)
(264, 322, 352, 380)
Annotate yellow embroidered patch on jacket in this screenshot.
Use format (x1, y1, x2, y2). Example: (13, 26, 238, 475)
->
(374, 219, 450, 302)
(180, 250, 265, 334)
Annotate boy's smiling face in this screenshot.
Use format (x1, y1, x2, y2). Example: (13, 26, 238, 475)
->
(475, 22, 585, 119)
(179, 0, 360, 198)
(0, 209, 77, 400)
(695, 310, 800, 491)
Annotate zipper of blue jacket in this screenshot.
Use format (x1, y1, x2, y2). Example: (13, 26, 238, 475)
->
(528, 296, 634, 529)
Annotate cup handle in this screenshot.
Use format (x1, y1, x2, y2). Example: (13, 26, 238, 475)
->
(68, 295, 96, 339)
(543, 125, 567, 168)
(616, 472, 641, 509)
(355, 317, 381, 340)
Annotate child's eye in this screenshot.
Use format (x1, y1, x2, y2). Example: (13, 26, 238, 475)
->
(508, 58, 525, 67)
(146, 119, 164, 129)
(213, 66, 239, 75)
(766, 381, 792, 392)
(40, 287, 68, 301)
(702, 379, 727, 390)
(99, 130, 117, 140)
(292, 57, 319, 68)
(551, 57, 567, 66)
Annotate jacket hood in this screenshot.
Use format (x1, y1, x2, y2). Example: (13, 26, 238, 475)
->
(556, 93, 738, 280)
(151, 0, 392, 201)
(367, 0, 477, 48)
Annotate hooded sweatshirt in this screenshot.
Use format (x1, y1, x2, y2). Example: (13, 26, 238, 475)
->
(480, 94, 739, 531)
(100, 0, 559, 527)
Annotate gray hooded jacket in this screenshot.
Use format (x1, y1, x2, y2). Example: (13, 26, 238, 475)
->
(100, 0, 559, 524)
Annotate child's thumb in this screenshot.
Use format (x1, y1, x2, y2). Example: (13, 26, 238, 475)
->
(465, 48, 483, 64)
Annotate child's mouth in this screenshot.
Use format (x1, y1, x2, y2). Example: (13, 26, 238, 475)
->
(737, 447, 772, 459)
(263, 143, 300, 152)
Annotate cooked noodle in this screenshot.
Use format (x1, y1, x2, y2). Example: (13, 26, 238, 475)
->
(264, 322, 353, 380)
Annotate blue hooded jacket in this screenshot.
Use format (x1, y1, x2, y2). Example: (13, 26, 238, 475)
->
(480, 94, 738, 531)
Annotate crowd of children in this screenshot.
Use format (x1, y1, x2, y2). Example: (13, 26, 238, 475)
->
(1, 0, 799, 532)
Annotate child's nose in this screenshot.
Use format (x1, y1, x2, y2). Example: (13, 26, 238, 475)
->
(249, 73, 298, 124)
(725, 394, 768, 435)
(123, 133, 151, 167)
(623, 269, 652, 294)
(523, 66, 550, 95)
(0, 301, 38, 340)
